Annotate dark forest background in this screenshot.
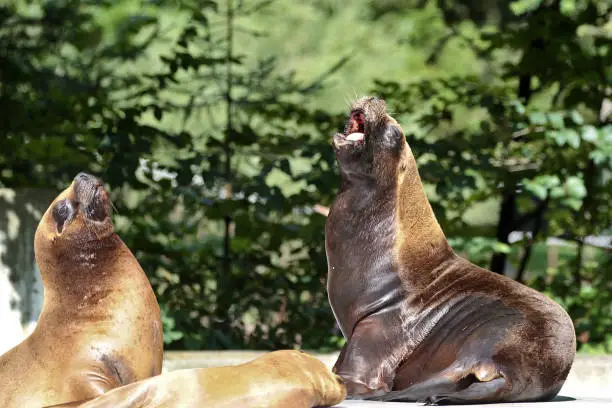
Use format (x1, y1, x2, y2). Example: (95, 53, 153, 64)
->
(0, 0, 610, 352)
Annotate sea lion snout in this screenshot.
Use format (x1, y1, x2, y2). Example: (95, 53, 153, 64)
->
(73, 173, 110, 222)
(334, 97, 390, 148)
(38, 173, 113, 248)
(332, 96, 407, 181)
(351, 96, 387, 124)
(337, 97, 402, 143)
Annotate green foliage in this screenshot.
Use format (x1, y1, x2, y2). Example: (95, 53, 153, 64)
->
(1, 0, 347, 350)
(111, 0, 352, 350)
(0, 0, 189, 189)
(531, 247, 612, 351)
(1, 0, 609, 352)
(448, 237, 511, 268)
(161, 304, 184, 345)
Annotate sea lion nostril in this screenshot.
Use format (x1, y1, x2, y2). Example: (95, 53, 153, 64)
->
(75, 172, 92, 182)
(73, 172, 106, 207)
(74, 172, 103, 189)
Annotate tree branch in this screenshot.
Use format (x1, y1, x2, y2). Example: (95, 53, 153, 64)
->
(574, 241, 584, 289)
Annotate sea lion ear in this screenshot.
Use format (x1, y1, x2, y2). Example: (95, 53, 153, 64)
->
(52, 199, 76, 233)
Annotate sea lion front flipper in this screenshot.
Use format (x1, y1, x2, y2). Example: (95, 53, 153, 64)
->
(333, 316, 401, 399)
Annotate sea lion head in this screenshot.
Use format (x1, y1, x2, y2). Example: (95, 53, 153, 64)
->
(333, 96, 407, 185)
(35, 172, 114, 263)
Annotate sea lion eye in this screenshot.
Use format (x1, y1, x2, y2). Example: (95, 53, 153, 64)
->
(52, 199, 75, 233)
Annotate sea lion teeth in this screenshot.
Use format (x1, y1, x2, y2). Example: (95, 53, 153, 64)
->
(346, 132, 365, 141)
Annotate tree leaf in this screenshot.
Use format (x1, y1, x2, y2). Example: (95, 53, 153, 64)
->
(581, 125, 598, 143)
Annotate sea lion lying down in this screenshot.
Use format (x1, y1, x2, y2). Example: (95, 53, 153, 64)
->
(49, 350, 346, 408)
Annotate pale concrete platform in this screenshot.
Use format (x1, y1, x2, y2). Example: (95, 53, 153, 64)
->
(163, 351, 612, 406)
(333, 398, 612, 407)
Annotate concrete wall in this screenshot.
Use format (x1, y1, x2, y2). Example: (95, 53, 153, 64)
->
(0, 189, 55, 355)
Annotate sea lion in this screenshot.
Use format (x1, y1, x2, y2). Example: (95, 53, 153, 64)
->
(325, 97, 576, 404)
(47, 350, 347, 408)
(0, 173, 163, 408)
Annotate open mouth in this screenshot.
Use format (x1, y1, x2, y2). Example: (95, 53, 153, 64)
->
(343, 111, 366, 142)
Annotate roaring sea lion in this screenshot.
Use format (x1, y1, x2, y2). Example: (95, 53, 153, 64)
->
(0, 173, 163, 408)
(325, 97, 576, 404)
(47, 350, 347, 408)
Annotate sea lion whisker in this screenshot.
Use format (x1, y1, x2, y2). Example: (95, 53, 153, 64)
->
(109, 199, 119, 216)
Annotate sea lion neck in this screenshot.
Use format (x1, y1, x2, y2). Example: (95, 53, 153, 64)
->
(326, 177, 401, 338)
(37, 233, 125, 302)
(394, 147, 453, 284)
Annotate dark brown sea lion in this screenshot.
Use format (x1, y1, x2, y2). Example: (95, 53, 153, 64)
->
(47, 350, 347, 408)
(0, 173, 163, 408)
(325, 97, 576, 404)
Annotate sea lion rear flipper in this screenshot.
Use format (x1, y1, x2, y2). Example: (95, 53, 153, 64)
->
(420, 377, 506, 405)
(370, 372, 507, 404)
(368, 376, 459, 402)
(333, 316, 402, 398)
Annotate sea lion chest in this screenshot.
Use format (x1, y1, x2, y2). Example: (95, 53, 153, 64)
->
(325, 188, 404, 338)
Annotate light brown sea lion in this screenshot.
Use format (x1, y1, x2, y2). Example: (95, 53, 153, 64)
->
(47, 350, 347, 408)
(0, 173, 163, 408)
(325, 97, 576, 404)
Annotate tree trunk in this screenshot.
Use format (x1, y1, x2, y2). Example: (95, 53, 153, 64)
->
(490, 191, 515, 274)
(490, 70, 535, 275)
(516, 197, 548, 283)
